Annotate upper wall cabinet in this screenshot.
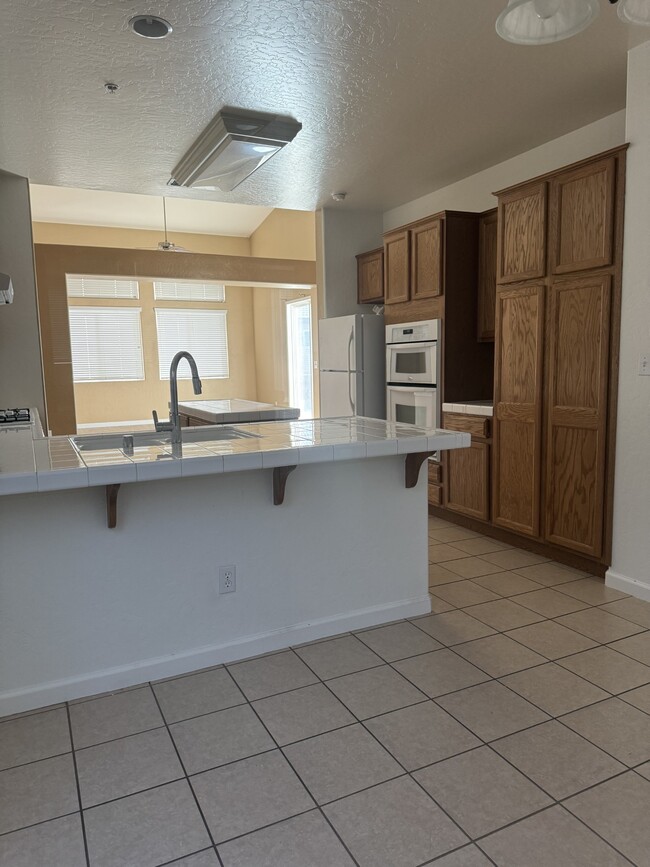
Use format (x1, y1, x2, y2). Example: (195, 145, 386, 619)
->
(383, 228, 411, 305)
(477, 209, 498, 341)
(497, 182, 547, 284)
(356, 248, 384, 305)
(410, 217, 443, 301)
(550, 157, 615, 275)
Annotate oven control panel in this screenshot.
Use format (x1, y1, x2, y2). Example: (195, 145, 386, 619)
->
(386, 318, 439, 344)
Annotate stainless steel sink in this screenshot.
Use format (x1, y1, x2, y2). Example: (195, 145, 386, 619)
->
(71, 426, 259, 452)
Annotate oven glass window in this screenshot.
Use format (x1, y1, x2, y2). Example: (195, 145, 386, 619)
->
(395, 351, 427, 375)
(395, 403, 428, 426)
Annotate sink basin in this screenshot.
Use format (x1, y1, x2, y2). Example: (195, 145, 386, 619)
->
(72, 426, 259, 452)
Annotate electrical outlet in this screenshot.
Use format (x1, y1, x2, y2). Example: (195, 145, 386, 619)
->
(219, 565, 236, 594)
(639, 354, 650, 376)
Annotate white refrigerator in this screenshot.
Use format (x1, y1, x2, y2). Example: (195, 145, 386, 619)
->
(318, 314, 386, 418)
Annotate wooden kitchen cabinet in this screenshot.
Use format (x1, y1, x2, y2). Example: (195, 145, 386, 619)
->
(445, 441, 490, 521)
(497, 181, 547, 284)
(477, 209, 497, 341)
(356, 248, 384, 304)
(383, 228, 410, 304)
(410, 216, 443, 300)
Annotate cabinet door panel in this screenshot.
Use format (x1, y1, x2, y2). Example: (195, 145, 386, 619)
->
(411, 217, 443, 300)
(551, 157, 615, 274)
(544, 275, 611, 556)
(383, 229, 410, 305)
(357, 249, 384, 304)
(498, 183, 547, 283)
(492, 284, 544, 536)
(445, 441, 490, 521)
(477, 210, 498, 341)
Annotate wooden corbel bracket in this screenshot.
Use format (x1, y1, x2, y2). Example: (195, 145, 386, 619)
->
(404, 452, 434, 489)
(273, 465, 297, 505)
(106, 484, 120, 528)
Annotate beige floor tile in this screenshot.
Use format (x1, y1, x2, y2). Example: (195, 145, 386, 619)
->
(228, 651, 319, 700)
(610, 630, 650, 666)
(436, 681, 549, 741)
(513, 561, 590, 587)
(473, 571, 544, 598)
(514, 588, 589, 618)
(558, 645, 650, 694)
(192, 751, 313, 844)
(492, 720, 624, 799)
(294, 636, 382, 681)
(557, 577, 628, 605)
(0, 708, 70, 772)
(69, 686, 163, 749)
(428, 526, 479, 544)
(394, 649, 490, 698)
(0, 814, 86, 867)
(505, 620, 598, 660)
(565, 772, 650, 867)
(465, 599, 545, 631)
(324, 776, 467, 867)
(429, 592, 456, 613)
(501, 663, 609, 716)
(481, 549, 550, 570)
(637, 762, 650, 781)
(0, 754, 78, 835)
(454, 633, 546, 677)
(619, 683, 650, 714)
(555, 608, 646, 643)
(428, 563, 469, 586)
(153, 668, 245, 724)
(411, 610, 496, 646)
(433, 845, 494, 866)
(252, 684, 354, 746)
(440, 558, 506, 580)
(355, 621, 441, 661)
(172, 853, 220, 867)
(283, 724, 401, 805)
(84, 779, 211, 867)
(170, 705, 275, 775)
(479, 805, 629, 866)
(430, 579, 500, 607)
(600, 596, 650, 629)
(76, 728, 183, 808)
(326, 665, 426, 719)
(561, 697, 650, 766)
(447, 537, 511, 556)
(365, 701, 480, 771)
(414, 745, 551, 838)
(217, 810, 355, 867)
(429, 544, 470, 563)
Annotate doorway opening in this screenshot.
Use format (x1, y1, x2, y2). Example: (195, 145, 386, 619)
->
(286, 297, 314, 419)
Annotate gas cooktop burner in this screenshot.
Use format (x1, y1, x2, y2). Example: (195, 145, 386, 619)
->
(0, 408, 31, 425)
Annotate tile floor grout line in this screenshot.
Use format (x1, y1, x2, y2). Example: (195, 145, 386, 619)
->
(147, 683, 225, 867)
(553, 802, 638, 866)
(64, 703, 91, 867)
(0, 809, 81, 841)
(155, 846, 217, 866)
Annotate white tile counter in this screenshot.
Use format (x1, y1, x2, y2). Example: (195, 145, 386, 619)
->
(442, 400, 494, 417)
(178, 398, 300, 424)
(0, 417, 469, 495)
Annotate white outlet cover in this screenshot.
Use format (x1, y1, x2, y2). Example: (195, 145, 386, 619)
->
(639, 354, 650, 376)
(219, 565, 236, 594)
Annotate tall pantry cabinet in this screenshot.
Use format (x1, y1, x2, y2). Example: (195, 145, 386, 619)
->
(492, 147, 626, 565)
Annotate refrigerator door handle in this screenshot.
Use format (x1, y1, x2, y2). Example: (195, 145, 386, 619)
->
(347, 329, 355, 413)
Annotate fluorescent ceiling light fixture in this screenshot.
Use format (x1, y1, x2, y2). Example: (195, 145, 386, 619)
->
(496, 0, 599, 43)
(617, 0, 650, 25)
(170, 110, 302, 192)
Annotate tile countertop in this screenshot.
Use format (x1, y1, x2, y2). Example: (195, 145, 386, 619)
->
(442, 401, 494, 418)
(0, 417, 469, 496)
(178, 399, 300, 424)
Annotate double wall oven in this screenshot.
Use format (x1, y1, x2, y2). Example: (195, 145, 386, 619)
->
(386, 319, 440, 429)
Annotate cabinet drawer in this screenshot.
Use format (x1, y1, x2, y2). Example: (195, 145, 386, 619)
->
(428, 461, 443, 484)
(428, 483, 443, 506)
(443, 412, 491, 439)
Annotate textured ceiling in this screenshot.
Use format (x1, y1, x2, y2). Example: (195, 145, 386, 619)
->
(29, 184, 272, 236)
(0, 0, 645, 212)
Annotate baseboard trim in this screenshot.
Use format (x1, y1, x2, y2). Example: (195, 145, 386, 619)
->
(606, 569, 650, 602)
(0, 594, 432, 718)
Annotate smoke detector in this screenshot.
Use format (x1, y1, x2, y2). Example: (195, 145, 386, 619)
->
(331, 192, 347, 202)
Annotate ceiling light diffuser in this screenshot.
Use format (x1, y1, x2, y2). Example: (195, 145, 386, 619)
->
(170, 110, 302, 193)
(496, 0, 600, 44)
(617, 0, 650, 25)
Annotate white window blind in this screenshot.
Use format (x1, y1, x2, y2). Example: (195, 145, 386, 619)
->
(153, 280, 225, 302)
(155, 308, 229, 380)
(69, 307, 145, 382)
(67, 276, 139, 299)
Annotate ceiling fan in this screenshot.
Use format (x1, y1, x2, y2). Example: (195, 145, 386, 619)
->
(154, 197, 189, 252)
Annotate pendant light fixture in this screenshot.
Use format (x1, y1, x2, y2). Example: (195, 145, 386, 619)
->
(617, 0, 650, 24)
(496, 0, 600, 44)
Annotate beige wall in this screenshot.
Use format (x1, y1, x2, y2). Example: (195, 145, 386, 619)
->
(250, 209, 316, 260)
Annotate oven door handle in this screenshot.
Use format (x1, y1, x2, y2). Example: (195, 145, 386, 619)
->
(347, 329, 355, 414)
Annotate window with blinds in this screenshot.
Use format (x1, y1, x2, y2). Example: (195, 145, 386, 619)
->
(66, 276, 140, 299)
(153, 281, 226, 302)
(68, 307, 145, 382)
(155, 309, 229, 379)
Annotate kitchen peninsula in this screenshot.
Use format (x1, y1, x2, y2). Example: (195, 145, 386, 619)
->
(0, 417, 468, 716)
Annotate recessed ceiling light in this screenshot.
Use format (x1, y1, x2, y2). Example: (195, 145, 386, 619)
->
(129, 15, 173, 39)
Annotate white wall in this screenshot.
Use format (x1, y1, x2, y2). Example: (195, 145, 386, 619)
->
(384, 110, 627, 230)
(0, 171, 45, 418)
(607, 43, 650, 600)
